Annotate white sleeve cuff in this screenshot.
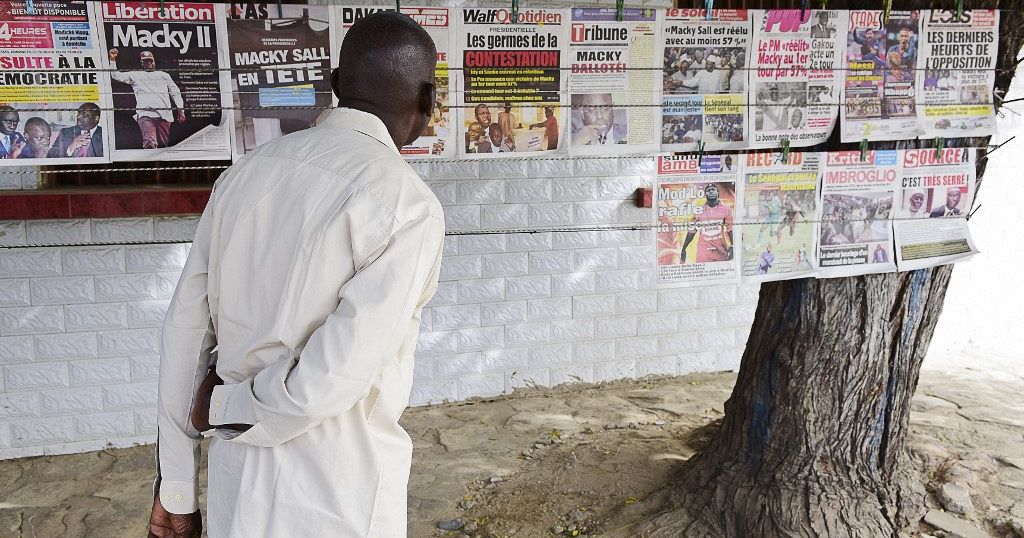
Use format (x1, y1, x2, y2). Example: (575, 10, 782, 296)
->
(208, 380, 257, 427)
(158, 479, 199, 514)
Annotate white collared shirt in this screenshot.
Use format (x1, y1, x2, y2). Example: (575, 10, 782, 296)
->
(110, 64, 184, 122)
(157, 107, 445, 537)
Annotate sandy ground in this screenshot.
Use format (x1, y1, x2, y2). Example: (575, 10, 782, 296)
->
(0, 368, 1022, 538)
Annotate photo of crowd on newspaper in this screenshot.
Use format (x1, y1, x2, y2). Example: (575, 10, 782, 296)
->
(754, 82, 808, 132)
(661, 114, 702, 144)
(820, 193, 893, 248)
(662, 47, 746, 95)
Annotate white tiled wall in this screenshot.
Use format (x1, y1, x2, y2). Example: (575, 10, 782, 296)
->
(0, 156, 758, 459)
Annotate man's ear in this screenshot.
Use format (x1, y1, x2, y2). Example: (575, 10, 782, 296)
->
(420, 82, 436, 118)
(331, 67, 342, 100)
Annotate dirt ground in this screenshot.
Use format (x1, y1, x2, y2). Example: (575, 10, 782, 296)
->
(0, 368, 1022, 538)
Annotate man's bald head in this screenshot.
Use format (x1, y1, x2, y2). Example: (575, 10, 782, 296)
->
(333, 12, 437, 147)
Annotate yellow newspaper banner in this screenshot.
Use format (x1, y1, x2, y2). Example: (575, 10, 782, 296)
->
(0, 85, 100, 104)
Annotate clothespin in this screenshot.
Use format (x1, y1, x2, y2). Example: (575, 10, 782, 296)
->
(615, 0, 624, 22)
(25, 0, 34, 15)
(817, 0, 828, 9)
(511, 0, 518, 24)
(860, 139, 869, 162)
(159, 0, 166, 17)
(697, 141, 706, 167)
(801, 0, 809, 20)
(780, 139, 790, 163)
(276, 0, 283, 18)
(882, 0, 892, 24)
(955, 0, 964, 20)
(933, 137, 945, 159)
(705, 0, 713, 21)
(396, 0, 401, 11)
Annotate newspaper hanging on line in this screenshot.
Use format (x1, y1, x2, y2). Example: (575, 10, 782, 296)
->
(567, 7, 659, 155)
(893, 147, 977, 270)
(223, 2, 335, 160)
(917, 9, 999, 139)
(739, 151, 820, 282)
(654, 154, 740, 287)
(98, 1, 232, 161)
(817, 150, 899, 277)
(748, 9, 847, 149)
(659, 8, 751, 152)
(841, 10, 923, 142)
(335, 5, 454, 158)
(0, 0, 111, 165)
(456, 7, 569, 158)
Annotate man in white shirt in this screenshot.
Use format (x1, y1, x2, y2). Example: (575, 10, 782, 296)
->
(150, 12, 445, 538)
(108, 49, 186, 149)
(693, 57, 725, 94)
(899, 191, 928, 219)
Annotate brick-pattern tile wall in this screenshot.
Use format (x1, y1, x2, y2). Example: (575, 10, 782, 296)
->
(0, 156, 758, 459)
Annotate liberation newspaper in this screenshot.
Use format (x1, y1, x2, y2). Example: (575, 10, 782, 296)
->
(817, 150, 899, 277)
(456, 7, 568, 158)
(841, 10, 923, 142)
(659, 8, 751, 152)
(739, 151, 820, 282)
(223, 2, 334, 160)
(917, 9, 999, 139)
(749, 9, 846, 149)
(893, 147, 977, 270)
(335, 5, 454, 158)
(0, 0, 111, 165)
(655, 154, 740, 287)
(98, 1, 232, 161)
(567, 7, 658, 155)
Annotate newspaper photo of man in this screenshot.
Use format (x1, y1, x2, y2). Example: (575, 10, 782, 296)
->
(108, 49, 186, 149)
(570, 93, 626, 146)
(0, 106, 26, 159)
(48, 103, 104, 158)
(20, 118, 52, 159)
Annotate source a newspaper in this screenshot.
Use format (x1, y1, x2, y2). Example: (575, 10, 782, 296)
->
(223, 2, 334, 160)
(917, 9, 999, 139)
(749, 9, 847, 149)
(739, 150, 820, 282)
(0, 0, 111, 166)
(336, 5, 454, 158)
(841, 9, 923, 142)
(98, 1, 232, 161)
(893, 147, 977, 270)
(567, 7, 659, 155)
(660, 8, 751, 152)
(456, 7, 568, 158)
(654, 154, 740, 287)
(817, 149, 899, 277)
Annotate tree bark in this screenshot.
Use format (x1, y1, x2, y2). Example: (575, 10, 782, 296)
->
(633, 1, 1024, 536)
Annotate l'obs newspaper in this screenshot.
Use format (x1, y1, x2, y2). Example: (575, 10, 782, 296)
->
(749, 9, 846, 149)
(336, 5, 454, 158)
(98, 1, 232, 161)
(567, 7, 658, 155)
(817, 150, 899, 277)
(918, 9, 999, 138)
(223, 2, 334, 160)
(894, 147, 977, 270)
(660, 8, 751, 152)
(456, 8, 568, 158)
(0, 0, 111, 165)
(841, 10, 923, 142)
(739, 151, 820, 282)
(654, 154, 740, 287)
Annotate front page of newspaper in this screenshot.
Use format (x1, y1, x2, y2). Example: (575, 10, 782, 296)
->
(567, 7, 658, 155)
(739, 151, 820, 282)
(894, 147, 977, 270)
(654, 154, 740, 287)
(98, 1, 232, 161)
(223, 2, 334, 160)
(841, 10, 923, 142)
(659, 8, 751, 152)
(0, 0, 111, 165)
(456, 7, 569, 158)
(918, 9, 999, 139)
(817, 150, 899, 277)
(335, 5, 454, 158)
(749, 9, 846, 149)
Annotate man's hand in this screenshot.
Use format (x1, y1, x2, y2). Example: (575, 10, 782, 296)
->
(9, 140, 25, 159)
(67, 133, 91, 156)
(572, 125, 602, 146)
(176, 110, 187, 124)
(189, 368, 223, 432)
(108, 48, 119, 62)
(149, 489, 201, 538)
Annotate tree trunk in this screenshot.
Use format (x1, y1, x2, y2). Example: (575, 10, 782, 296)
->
(633, 1, 1024, 536)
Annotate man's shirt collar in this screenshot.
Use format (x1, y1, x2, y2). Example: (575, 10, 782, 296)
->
(317, 107, 400, 154)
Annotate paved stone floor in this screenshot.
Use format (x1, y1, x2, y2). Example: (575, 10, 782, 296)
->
(0, 368, 1022, 537)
